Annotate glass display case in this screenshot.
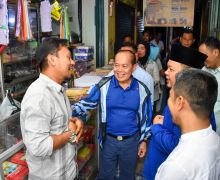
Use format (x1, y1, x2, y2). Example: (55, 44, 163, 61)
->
(0, 3, 39, 178)
(2, 40, 39, 101)
(0, 112, 25, 180)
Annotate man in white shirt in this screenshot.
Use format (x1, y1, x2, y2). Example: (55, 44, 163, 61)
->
(199, 37, 220, 135)
(20, 38, 84, 180)
(155, 69, 220, 180)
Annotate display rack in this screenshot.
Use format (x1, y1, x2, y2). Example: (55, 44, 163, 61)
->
(0, 55, 5, 99)
(69, 96, 98, 180)
(0, 112, 25, 180)
(0, 41, 38, 180)
(77, 110, 98, 180)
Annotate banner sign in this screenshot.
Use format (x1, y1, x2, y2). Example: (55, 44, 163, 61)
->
(143, 0, 195, 27)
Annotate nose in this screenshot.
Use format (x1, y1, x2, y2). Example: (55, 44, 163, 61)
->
(71, 59, 76, 66)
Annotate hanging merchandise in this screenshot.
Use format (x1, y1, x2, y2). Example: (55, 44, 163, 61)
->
(15, 0, 33, 41)
(51, 0, 61, 21)
(60, 6, 64, 39)
(40, 0, 52, 32)
(60, 5, 71, 43)
(0, 0, 9, 45)
(64, 6, 71, 42)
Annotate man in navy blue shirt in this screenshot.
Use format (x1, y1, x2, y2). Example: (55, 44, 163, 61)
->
(72, 50, 152, 180)
(142, 44, 216, 180)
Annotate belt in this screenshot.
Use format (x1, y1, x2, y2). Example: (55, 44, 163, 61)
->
(107, 133, 132, 141)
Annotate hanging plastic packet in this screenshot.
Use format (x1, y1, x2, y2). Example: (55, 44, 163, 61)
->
(0, 91, 21, 122)
(51, 0, 61, 21)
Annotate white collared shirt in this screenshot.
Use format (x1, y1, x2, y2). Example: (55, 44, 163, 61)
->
(203, 66, 220, 135)
(20, 73, 77, 180)
(155, 126, 220, 180)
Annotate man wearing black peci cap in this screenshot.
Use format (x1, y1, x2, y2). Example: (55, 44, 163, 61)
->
(142, 44, 217, 180)
(20, 38, 84, 180)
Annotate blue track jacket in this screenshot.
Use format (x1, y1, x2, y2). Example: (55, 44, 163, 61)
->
(71, 76, 153, 147)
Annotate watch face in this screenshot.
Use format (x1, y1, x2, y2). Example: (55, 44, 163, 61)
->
(70, 132, 77, 143)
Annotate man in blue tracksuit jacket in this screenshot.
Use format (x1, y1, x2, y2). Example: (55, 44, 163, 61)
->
(72, 50, 153, 180)
(142, 44, 216, 180)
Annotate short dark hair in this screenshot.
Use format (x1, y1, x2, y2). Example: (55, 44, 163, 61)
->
(120, 41, 137, 52)
(36, 38, 67, 71)
(142, 30, 150, 35)
(174, 68, 218, 119)
(180, 27, 194, 37)
(115, 50, 136, 65)
(201, 36, 220, 51)
(122, 34, 133, 41)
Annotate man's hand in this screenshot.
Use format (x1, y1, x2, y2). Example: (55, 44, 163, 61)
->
(68, 120, 77, 132)
(69, 117, 84, 143)
(153, 115, 164, 125)
(138, 141, 147, 158)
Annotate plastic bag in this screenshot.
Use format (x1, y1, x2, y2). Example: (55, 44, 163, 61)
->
(0, 92, 21, 122)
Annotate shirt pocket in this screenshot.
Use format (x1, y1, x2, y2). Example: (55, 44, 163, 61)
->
(50, 112, 67, 133)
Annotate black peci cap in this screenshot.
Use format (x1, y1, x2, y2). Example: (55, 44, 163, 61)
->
(169, 44, 207, 69)
(36, 38, 67, 65)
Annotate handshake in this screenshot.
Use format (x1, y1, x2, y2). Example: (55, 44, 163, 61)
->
(68, 117, 84, 143)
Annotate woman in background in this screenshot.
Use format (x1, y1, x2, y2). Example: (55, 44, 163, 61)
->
(137, 42, 160, 114)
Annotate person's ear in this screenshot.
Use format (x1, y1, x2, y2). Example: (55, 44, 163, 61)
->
(176, 96, 184, 111)
(213, 48, 220, 57)
(132, 63, 137, 72)
(47, 54, 56, 66)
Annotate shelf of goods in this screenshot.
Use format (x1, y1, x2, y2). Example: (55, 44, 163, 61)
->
(0, 40, 38, 180)
(1, 41, 39, 101)
(72, 45, 95, 77)
(66, 86, 98, 180)
(76, 114, 98, 180)
(0, 112, 27, 180)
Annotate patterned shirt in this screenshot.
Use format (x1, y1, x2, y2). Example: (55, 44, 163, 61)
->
(20, 73, 77, 180)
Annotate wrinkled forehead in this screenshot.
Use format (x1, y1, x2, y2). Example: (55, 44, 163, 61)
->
(115, 51, 133, 63)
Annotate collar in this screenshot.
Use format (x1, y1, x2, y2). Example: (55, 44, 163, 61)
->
(203, 66, 220, 74)
(180, 125, 212, 141)
(112, 75, 136, 90)
(39, 73, 64, 93)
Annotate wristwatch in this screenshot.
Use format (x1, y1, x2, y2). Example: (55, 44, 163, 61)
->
(68, 130, 77, 143)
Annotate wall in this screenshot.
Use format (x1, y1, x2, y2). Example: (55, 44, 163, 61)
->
(104, 0, 109, 65)
(108, 0, 116, 60)
(68, 0, 80, 36)
(82, 0, 96, 66)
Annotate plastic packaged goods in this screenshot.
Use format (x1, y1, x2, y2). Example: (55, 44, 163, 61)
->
(10, 150, 27, 167)
(74, 46, 94, 54)
(74, 53, 93, 61)
(66, 87, 89, 102)
(73, 46, 94, 61)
